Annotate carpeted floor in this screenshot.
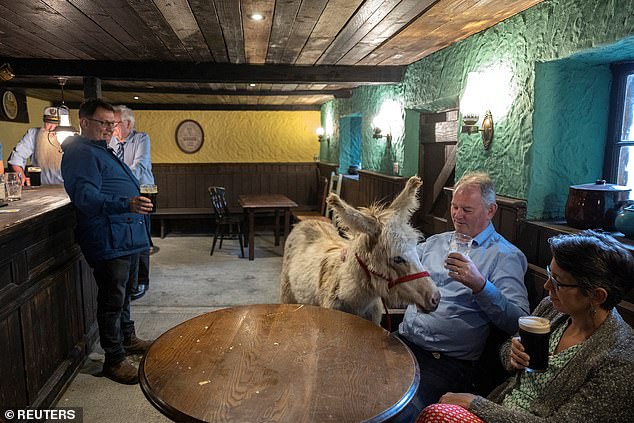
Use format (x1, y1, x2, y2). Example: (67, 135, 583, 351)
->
(57, 233, 283, 422)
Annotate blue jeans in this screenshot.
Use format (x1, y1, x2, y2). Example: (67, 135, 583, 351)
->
(92, 254, 139, 366)
(392, 334, 477, 422)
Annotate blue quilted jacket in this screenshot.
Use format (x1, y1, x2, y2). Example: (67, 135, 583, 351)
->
(61, 135, 150, 265)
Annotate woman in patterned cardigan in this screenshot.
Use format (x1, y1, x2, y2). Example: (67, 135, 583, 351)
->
(419, 230, 634, 422)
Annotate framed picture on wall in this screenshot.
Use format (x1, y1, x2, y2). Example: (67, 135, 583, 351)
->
(175, 120, 204, 154)
(0, 90, 29, 123)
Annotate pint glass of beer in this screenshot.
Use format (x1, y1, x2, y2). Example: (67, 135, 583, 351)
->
(140, 184, 158, 213)
(27, 166, 42, 186)
(518, 316, 551, 372)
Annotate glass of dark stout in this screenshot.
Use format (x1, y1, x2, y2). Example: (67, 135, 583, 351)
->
(140, 184, 158, 213)
(518, 316, 551, 372)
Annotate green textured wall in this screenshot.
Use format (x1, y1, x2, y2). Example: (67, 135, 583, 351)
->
(321, 0, 634, 219)
(403, 109, 420, 177)
(531, 60, 611, 219)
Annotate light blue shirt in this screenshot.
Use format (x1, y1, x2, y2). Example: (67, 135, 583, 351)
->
(108, 130, 154, 184)
(399, 223, 529, 360)
(8, 128, 64, 184)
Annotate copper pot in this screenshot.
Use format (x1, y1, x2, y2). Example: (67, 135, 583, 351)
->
(565, 180, 631, 230)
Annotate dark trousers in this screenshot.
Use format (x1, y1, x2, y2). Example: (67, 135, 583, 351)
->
(393, 334, 477, 422)
(92, 254, 139, 366)
(136, 220, 152, 288)
(137, 248, 150, 287)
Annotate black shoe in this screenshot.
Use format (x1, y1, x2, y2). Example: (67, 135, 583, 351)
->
(130, 284, 147, 301)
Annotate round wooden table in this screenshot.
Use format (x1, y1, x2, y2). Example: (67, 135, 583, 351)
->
(139, 304, 419, 422)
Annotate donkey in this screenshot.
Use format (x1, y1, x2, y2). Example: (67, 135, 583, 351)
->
(280, 176, 440, 324)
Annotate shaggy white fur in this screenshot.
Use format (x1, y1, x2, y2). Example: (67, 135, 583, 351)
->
(280, 176, 440, 324)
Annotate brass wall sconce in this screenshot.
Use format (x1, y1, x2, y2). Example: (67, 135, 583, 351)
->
(316, 127, 326, 142)
(0, 63, 14, 81)
(372, 126, 392, 149)
(461, 110, 494, 149)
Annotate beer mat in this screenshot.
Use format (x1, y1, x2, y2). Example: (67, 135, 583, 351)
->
(0, 208, 19, 213)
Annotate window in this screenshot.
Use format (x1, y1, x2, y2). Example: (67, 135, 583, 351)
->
(605, 63, 634, 197)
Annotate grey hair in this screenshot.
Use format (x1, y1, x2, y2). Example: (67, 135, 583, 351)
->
(548, 230, 634, 310)
(113, 105, 135, 128)
(454, 171, 496, 206)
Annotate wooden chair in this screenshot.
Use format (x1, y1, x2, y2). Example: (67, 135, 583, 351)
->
(293, 172, 343, 223)
(208, 186, 245, 257)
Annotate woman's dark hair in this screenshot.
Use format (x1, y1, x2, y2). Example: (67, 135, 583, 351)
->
(548, 230, 634, 310)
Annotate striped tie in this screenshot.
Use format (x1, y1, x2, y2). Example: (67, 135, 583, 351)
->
(116, 142, 125, 161)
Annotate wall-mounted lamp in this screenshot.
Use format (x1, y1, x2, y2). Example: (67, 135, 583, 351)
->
(316, 127, 326, 142)
(372, 100, 401, 151)
(460, 110, 494, 149)
(53, 77, 78, 143)
(0, 63, 14, 81)
(372, 125, 392, 149)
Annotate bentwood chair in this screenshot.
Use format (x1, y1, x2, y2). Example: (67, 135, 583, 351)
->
(208, 186, 245, 257)
(292, 171, 343, 224)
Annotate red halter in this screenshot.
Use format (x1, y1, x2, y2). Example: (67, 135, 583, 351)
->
(354, 253, 430, 289)
(354, 253, 430, 332)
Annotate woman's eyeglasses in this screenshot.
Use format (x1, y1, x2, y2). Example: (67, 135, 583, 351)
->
(546, 265, 579, 291)
(85, 117, 119, 128)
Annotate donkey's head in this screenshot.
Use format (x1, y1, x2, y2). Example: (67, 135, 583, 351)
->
(327, 176, 440, 313)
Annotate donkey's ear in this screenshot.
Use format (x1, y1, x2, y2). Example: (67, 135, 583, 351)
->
(327, 193, 380, 237)
(387, 176, 422, 221)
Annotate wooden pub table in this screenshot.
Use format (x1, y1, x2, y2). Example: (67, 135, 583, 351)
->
(139, 304, 420, 423)
(238, 194, 298, 260)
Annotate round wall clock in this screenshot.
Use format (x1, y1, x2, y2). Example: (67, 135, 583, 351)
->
(175, 120, 204, 154)
(2, 90, 18, 120)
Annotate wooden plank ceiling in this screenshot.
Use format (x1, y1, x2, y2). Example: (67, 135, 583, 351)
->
(0, 0, 544, 110)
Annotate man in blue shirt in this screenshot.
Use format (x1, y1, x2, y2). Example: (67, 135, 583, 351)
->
(110, 105, 155, 300)
(61, 99, 154, 385)
(398, 171, 529, 417)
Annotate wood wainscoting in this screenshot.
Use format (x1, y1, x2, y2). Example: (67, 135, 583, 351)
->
(356, 170, 408, 207)
(0, 187, 98, 409)
(317, 165, 408, 210)
(153, 163, 320, 212)
(152, 162, 413, 234)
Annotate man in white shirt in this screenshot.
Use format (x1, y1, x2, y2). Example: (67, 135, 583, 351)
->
(8, 107, 63, 184)
(110, 105, 155, 300)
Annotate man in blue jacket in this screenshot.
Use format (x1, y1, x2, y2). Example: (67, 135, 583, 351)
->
(61, 98, 154, 385)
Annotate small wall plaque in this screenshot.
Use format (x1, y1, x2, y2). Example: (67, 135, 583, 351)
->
(2, 90, 18, 120)
(175, 120, 204, 154)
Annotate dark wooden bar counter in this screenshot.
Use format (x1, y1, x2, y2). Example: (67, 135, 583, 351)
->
(0, 185, 98, 409)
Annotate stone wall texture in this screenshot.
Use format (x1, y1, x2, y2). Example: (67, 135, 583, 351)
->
(322, 0, 634, 219)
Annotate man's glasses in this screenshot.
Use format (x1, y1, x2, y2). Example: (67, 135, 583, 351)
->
(85, 117, 119, 128)
(546, 265, 579, 291)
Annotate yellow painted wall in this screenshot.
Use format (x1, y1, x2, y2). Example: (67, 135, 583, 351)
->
(136, 110, 320, 163)
(0, 96, 321, 165)
(0, 96, 52, 163)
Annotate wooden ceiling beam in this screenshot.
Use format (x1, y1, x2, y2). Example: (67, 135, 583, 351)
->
(1, 58, 404, 84)
(3, 82, 353, 98)
(63, 102, 322, 111)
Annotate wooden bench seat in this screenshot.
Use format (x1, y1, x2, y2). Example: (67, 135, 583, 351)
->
(153, 208, 212, 238)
